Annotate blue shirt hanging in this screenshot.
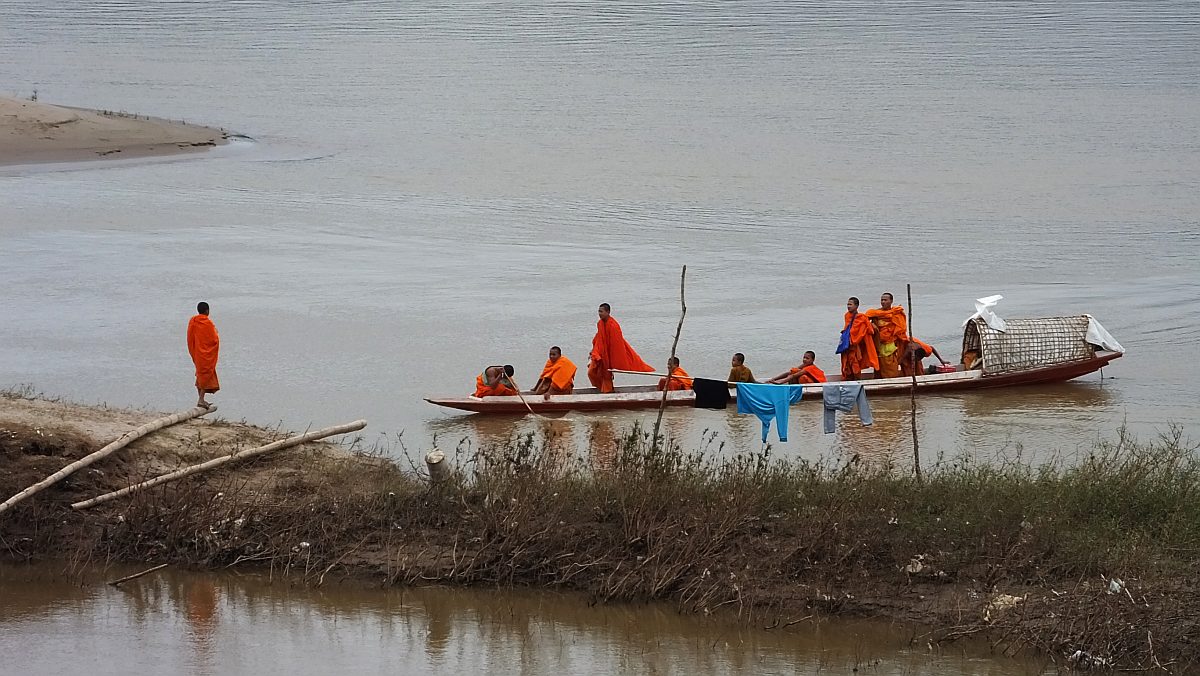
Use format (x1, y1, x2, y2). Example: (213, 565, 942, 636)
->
(735, 382, 806, 442)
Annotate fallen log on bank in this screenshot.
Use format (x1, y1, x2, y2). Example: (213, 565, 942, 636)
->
(71, 419, 367, 510)
(0, 405, 217, 515)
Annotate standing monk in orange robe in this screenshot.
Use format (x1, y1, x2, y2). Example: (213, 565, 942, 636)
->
(533, 346, 577, 399)
(656, 357, 693, 391)
(836, 296, 878, 381)
(865, 292, 908, 378)
(474, 365, 519, 397)
(588, 303, 654, 393)
(187, 302, 220, 408)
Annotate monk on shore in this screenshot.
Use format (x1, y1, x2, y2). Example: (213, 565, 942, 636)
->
(657, 357, 692, 391)
(865, 292, 908, 378)
(533, 346, 577, 399)
(474, 365, 518, 398)
(587, 303, 654, 393)
(901, 337, 950, 376)
(727, 353, 755, 383)
(837, 296, 878, 381)
(186, 302, 220, 408)
(766, 351, 827, 384)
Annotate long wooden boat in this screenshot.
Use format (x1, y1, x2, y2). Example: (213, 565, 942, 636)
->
(425, 314, 1124, 415)
(425, 350, 1121, 414)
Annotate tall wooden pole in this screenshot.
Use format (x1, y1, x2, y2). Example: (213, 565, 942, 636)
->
(908, 284, 921, 479)
(652, 265, 687, 451)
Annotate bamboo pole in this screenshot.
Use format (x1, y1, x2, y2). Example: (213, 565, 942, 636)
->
(72, 419, 366, 510)
(505, 375, 549, 419)
(907, 284, 921, 479)
(0, 405, 217, 515)
(108, 563, 169, 586)
(652, 265, 687, 450)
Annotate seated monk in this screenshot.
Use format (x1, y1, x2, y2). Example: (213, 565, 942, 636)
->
(656, 357, 693, 391)
(727, 352, 755, 383)
(533, 346, 577, 399)
(474, 364, 518, 397)
(766, 351, 827, 384)
(901, 338, 950, 377)
(962, 349, 982, 370)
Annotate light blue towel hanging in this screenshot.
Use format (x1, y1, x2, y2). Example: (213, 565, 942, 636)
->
(822, 383, 873, 434)
(736, 383, 806, 442)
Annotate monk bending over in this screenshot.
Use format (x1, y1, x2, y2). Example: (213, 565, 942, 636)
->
(588, 303, 654, 393)
(901, 338, 949, 377)
(727, 352, 755, 383)
(865, 292, 908, 379)
(533, 346, 577, 399)
(656, 357, 693, 391)
(474, 364, 518, 398)
(767, 351, 827, 384)
(187, 301, 220, 408)
(837, 296, 879, 381)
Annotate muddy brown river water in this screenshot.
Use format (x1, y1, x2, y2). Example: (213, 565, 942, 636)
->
(0, 564, 1051, 675)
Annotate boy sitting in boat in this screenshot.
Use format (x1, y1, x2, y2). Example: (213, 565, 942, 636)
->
(474, 364, 518, 398)
(533, 346, 577, 399)
(727, 353, 755, 383)
(657, 357, 693, 391)
(766, 351, 828, 384)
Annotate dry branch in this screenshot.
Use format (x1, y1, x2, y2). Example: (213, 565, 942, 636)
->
(0, 405, 216, 515)
(71, 419, 366, 510)
(108, 563, 169, 586)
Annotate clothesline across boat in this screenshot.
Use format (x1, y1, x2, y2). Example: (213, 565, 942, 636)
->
(690, 379, 873, 442)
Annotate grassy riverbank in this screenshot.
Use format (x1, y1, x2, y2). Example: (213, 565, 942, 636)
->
(1, 391, 1196, 671)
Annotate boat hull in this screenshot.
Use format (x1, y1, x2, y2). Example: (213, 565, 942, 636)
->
(425, 352, 1121, 414)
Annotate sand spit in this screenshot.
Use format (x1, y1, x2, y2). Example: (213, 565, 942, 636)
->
(0, 96, 230, 166)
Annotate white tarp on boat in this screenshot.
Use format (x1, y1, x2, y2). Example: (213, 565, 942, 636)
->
(1084, 315, 1125, 353)
(961, 294, 1007, 332)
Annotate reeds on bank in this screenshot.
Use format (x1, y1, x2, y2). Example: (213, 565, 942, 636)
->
(2, 419, 1196, 670)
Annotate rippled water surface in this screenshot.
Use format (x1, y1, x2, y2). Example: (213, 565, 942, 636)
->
(1, 0, 1198, 463)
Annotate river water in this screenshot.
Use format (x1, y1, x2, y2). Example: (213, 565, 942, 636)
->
(2, 1, 1197, 671)
(0, 563, 1048, 675)
(1, 1, 1199, 464)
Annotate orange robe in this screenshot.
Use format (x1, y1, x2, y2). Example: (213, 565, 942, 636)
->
(187, 314, 220, 393)
(588, 317, 654, 393)
(656, 366, 692, 391)
(538, 356, 577, 394)
(474, 373, 518, 398)
(839, 312, 878, 381)
(901, 337, 936, 377)
(864, 306, 908, 378)
(790, 365, 827, 384)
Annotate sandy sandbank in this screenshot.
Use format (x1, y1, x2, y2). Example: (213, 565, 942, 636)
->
(0, 96, 230, 167)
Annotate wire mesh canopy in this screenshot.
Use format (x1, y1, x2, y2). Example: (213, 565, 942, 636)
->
(962, 315, 1095, 376)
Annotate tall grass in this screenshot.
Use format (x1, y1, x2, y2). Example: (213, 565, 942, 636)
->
(2, 421, 1196, 668)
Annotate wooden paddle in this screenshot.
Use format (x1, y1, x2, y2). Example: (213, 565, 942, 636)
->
(504, 374, 551, 419)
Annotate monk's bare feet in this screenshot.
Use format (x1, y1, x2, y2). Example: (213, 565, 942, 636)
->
(197, 399, 211, 409)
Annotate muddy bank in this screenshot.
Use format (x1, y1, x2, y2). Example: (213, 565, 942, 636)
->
(0, 96, 229, 166)
(1, 392, 1196, 672)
